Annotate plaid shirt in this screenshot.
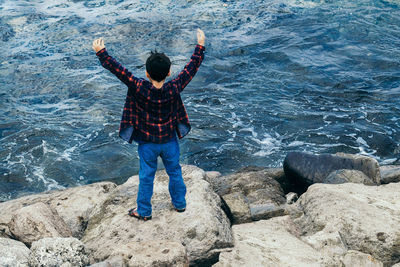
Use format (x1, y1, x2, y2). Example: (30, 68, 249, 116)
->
(96, 45, 205, 144)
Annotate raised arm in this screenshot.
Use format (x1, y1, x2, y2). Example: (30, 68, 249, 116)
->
(172, 29, 206, 92)
(92, 38, 139, 88)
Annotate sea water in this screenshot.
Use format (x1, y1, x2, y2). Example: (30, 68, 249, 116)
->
(0, 0, 399, 201)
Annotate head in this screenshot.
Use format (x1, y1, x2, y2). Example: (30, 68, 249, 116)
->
(145, 51, 171, 82)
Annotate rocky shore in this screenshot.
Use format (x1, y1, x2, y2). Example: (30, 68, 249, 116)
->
(0, 152, 399, 267)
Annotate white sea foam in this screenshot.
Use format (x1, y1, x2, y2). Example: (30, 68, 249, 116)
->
(32, 166, 64, 191)
(288, 140, 304, 147)
(252, 133, 281, 157)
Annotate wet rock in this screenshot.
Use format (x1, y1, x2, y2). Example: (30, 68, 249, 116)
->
(107, 240, 188, 267)
(283, 152, 380, 194)
(341, 250, 383, 267)
(380, 165, 400, 184)
(0, 182, 117, 239)
(214, 216, 332, 266)
(29, 237, 89, 267)
(294, 182, 400, 266)
(0, 237, 30, 267)
(9, 202, 72, 246)
(82, 165, 233, 265)
(324, 169, 375, 185)
(208, 168, 286, 223)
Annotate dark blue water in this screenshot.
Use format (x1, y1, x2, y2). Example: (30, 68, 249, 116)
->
(1, 0, 399, 201)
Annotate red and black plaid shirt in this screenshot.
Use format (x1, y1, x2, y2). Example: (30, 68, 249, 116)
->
(96, 45, 205, 144)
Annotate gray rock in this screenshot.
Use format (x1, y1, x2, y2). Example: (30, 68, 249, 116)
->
(214, 216, 332, 266)
(209, 169, 286, 223)
(380, 165, 400, 184)
(249, 203, 285, 221)
(294, 182, 400, 266)
(341, 250, 383, 267)
(9, 202, 72, 246)
(89, 256, 125, 267)
(283, 152, 380, 193)
(82, 165, 233, 265)
(29, 237, 89, 267)
(0, 182, 117, 239)
(324, 169, 375, 185)
(205, 171, 222, 184)
(108, 240, 188, 267)
(0, 237, 30, 267)
(222, 192, 251, 224)
(286, 192, 298, 204)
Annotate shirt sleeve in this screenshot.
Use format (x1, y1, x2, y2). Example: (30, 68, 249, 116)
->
(96, 48, 139, 90)
(171, 44, 205, 93)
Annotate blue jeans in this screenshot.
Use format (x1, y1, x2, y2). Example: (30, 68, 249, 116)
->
(136, 138, 186, 217)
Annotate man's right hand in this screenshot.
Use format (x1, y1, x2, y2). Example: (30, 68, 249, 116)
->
(197, 29, 205, 47)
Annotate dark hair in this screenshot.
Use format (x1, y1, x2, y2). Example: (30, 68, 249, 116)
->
(146, 51, 171, 82)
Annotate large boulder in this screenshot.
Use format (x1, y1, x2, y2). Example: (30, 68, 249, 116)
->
(0, 237, 30, 267)
(380, 165, 400, 184)
(214, 216, 332, 266)
(9, 202, 72, 246)
(283, 152, 380, 193)
(0, 182, 117, 238)
(208, 168, 286, 224)
(29, 237, 90, 267)
(293, 182, 400, 266)
(82, 165, 233, 265)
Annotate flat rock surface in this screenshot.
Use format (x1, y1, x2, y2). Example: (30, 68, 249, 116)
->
(214, 216, 329, 267)
(82, 165, 233, 265)
(294, 182, 400, 266)
(0, 237, 30, 267)
(341, 250, 383, 267)
(108, 240, 188, 267)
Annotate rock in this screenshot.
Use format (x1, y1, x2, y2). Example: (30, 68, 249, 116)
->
(107, 240, 188, 267)
(29, 237, 89, 267)
(9, 202, 72, 246)
(0, 182, 117, 239)
(208, 169, 286, 223)
(341, 250, 383, 267)
(205, 171, 222, 184)
(283, 152, 380, 193)
(249, 202, 285, 221)
(380, 165, 400, 184)
(82, 165, 233, 265)
(89, 256, 125, 267)
(294, 182, 400, 266)
(214, 216, 331, 266)
(222, 192, 251, 224)
(0, 237, 30, 267)
(286, 192, 298, 204)
(324, 169, 375, 185)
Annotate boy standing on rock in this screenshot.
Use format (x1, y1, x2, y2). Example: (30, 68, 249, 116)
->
(92, 29, 206, 221)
